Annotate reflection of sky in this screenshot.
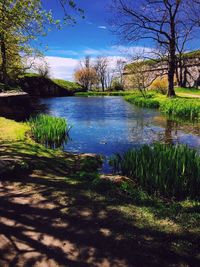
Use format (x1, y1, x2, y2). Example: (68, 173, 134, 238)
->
(40, 97, 200, 159)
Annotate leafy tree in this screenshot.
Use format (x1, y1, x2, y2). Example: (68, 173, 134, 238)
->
(0, 0, 81, 86)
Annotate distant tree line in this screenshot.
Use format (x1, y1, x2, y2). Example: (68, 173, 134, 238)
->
(74, 56, 127, 91)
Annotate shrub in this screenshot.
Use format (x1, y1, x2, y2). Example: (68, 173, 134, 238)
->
(151, 76, 168, 95)
(29, 115, 71, 148)
(110, 144, 200, 200)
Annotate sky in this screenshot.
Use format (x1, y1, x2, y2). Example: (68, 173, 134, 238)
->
(37, 0, 152, 81)
(38, 0, 200, 81)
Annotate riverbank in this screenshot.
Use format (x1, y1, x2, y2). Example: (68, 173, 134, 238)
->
(75, 88, 200, 121)
(0, 116, 200, 266)
(125, 92, 200, 121)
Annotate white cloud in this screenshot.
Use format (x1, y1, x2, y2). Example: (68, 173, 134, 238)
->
(28, 45, 154, 81)
(45, 56, 79, 80)
(48, 49, 79, 56)
(82, 45, 154, 58)
(28, 56, 79, 81)
(98, 26, 107, 29)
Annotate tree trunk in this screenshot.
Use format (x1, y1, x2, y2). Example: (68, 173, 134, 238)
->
(167, 21, 176, 97)
(101, 79, 105, 92)
(0, 36, 9, 86)
(167, 64, 176, 97)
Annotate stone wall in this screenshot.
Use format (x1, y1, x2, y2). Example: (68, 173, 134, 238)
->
(123, 56, 200, 90)
(0, 92, 31, 121)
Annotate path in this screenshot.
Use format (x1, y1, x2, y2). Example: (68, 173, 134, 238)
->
(0, 145, 199, 267)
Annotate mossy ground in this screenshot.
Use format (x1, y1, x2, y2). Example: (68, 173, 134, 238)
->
(0, 117, 200, 265)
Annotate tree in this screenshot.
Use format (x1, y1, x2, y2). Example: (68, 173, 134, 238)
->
(116, 59, 127, 89)
(127, 59, 152, 97)
(95, 57, 109, 91)
(111, 0, 200, 97)
(74, 68, 98, 91)
(0, 0, 81, 85)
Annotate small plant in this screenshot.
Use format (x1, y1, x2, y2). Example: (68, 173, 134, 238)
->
(29, 114, 71, 148)
(110, 144, 200, 200)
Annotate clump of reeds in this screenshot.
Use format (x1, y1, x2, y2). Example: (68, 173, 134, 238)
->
(110, 144, 200, 199)
(29, 114, 70, 148)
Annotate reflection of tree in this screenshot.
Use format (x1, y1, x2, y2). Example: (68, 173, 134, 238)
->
(164, 119, 177, 144)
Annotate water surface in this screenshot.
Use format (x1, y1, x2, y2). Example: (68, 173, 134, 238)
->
(39, 96, 200, 170)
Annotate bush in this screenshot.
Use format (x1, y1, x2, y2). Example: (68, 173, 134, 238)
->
(111, 80, 124, 91)
(151, 76, 168, 95)
(110, 144, 200, 200)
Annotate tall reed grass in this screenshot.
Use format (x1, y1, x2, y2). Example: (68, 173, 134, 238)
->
(29, 114, 70, 148)
(125, 93, 200, 121)
(110, 144, 200, 199)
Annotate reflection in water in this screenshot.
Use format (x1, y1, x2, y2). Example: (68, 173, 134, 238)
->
(38, 97, 200, 166)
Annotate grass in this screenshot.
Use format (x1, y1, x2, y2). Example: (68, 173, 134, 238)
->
(176, 87, 200, 95)
(52, 79, 82, 91)
(0, 117, 29, 141)
(125, 91, 200, 121)
(0, 116, 200, 265)
(110, 144, 200, 200)
(19, 74, 82, 92)
(29, 114, 70, 148)
(75, 91, 136, 96)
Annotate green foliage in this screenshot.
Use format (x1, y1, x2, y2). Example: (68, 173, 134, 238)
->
(160, 98, 200, 120)
(52, 79, 82, 91)
(110, 80, 124, 91)
(125, 94, 160, 108)
(75, 91, 136, 96)
(110, 144, 200, 200)
(125, 92, 200, 120)
(29, 115, 71, 148)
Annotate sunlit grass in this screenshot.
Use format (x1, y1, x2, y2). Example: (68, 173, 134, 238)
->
(0, 117, 29, 141)
(125, 92, 200, 120)
(110, 144, 200, 200)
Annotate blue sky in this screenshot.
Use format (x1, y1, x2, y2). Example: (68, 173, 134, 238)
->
(38, 0, 200, 81)
(38, 0, 149, 80)
(42, 0, 119, 59)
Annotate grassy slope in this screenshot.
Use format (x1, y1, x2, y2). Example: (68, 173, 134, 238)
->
(52, 79, 82, 91)
(19, 73, 82, 92)
(0, 116, 200, 266)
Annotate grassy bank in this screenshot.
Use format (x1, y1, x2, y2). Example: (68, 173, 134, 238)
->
(125, 92, 200, 120)
(52, 79, 82, 91)
(75, 91, 136, 96)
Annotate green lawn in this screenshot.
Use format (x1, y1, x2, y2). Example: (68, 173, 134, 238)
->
(176, 87, 200, 95)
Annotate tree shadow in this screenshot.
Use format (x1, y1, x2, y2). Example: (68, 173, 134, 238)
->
(0, 141, 200, 266)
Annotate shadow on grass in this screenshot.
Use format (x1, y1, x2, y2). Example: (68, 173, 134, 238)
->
(0, 141, 200, 266)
